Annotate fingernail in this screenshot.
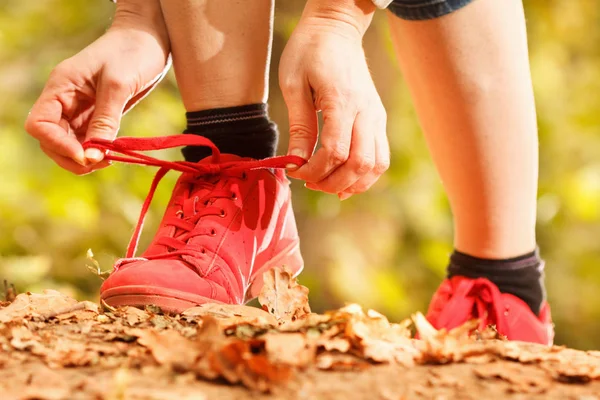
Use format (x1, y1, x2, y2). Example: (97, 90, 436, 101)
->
(338, 192, 352, 201)
(287, 148, 306, 170)
(85, 148, 104, 164)
(74, 151, 87, 167)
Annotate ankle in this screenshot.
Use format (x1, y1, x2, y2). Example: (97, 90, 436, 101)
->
(454, 237, 537, 260)
(182, 103, 278, 162)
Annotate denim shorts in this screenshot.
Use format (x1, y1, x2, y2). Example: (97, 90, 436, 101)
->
(388, 0, 475, 20)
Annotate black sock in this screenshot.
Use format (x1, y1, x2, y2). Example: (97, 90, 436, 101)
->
(447, 248, 546, 315)
(182, 103, 278, 162)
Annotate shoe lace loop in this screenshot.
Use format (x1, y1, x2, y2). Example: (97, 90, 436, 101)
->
(83, 135, 305, 259)
(437, 278, 507, 332)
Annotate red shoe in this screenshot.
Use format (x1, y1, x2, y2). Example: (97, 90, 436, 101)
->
(426, 276, 554, 345)
(84, 135, 306, 313)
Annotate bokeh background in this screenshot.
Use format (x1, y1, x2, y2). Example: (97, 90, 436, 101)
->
(1, 0, 599, 349)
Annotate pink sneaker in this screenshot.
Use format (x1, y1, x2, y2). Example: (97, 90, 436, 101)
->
(84, 135, 305, 313)
(426, 276, 554, 345)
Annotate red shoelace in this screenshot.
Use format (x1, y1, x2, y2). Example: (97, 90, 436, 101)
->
(82, 135, 305, 261)
(434, 277, 507, 332)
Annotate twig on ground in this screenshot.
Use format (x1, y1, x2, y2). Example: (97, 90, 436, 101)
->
(3, 280, 17, 303)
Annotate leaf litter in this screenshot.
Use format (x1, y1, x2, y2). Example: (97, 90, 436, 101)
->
(1, 266, 600, 399)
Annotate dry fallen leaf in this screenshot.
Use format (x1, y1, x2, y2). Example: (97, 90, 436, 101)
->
(0, 290, 79, 323)
(10, 326, 46, 354)
(86, 248, 111, 280)
(340, 304, 418, 367)
(258, 267, 311, 324)
(203, 339, 293, 392)
(120, 306, 150, 326)
(316, 337, 351, 353)
(129, 328, 200, 371)
(262, 332, 314, 367)
(412, 312, 438, 340)
(183, 303, 277, 327)
(192, 317, 293, 392)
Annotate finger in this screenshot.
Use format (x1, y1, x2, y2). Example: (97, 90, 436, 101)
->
(84, 71, 132, 164)
(305, 110, 376, 194)
(41, 145, 111, 175)
(338, 110, 390, 199)
(69, 105, 95, 140)
(290, 104, 354, 183)
(25, 94, 86, 165)
(280, 77, 318, 170)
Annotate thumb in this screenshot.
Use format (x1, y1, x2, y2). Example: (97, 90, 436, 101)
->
(281, 80, 318, 170)
(84, 74, 132, 163)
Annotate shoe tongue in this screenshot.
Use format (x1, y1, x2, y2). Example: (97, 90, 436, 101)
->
(183, 153, 252, 213)
(155, 153, 253, 251)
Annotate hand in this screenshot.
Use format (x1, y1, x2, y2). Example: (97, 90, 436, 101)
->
(279, 0, 389, 200)
(24, 0, 170, 175)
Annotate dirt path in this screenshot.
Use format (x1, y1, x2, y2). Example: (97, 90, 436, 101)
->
(1, 271, 599, 400)
(2, 350, 600, 399)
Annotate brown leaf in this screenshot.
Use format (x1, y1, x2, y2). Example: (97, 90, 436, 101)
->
(470, 324, 507, 341)
(202, 339, 293, 392)
(412, 312, 439, 341)
(317, 337, 351, 353)
(413, 312, 488, 364)
(342, 305, 418, 367)
(130, 328, 200, 371)
(190, 317, 293, 392)
(121, 306, 150, 326)
(258, 267, 311, 324)
(45, 339, 97, 367)
(10, 326, 46, 354)
(276, 312, 332, 332)
(183, 303, 277, 327)
(262, 332, 315, 367)
(0, 290, 79, 322)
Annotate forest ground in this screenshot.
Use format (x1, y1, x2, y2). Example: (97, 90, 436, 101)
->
(1, 269, 599, 400)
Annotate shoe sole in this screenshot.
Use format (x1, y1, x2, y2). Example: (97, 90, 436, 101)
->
(101, 241, 303, 314)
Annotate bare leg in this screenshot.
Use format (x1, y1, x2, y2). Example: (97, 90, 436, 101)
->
(388, 0, 538, 259)
(159, 0, 273, 111)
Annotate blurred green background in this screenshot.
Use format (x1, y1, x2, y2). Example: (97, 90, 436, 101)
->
(1, 1, 599, 349)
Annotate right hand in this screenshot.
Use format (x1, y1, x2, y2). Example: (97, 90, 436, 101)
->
(279, 0, 389, 200)
(25, 2, 170, 174)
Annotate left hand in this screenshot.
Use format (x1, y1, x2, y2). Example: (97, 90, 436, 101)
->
(279, 0, 390, 200)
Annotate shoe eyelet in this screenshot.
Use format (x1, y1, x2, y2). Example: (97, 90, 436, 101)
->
(231, 192, 237, 200)
(201, 248, 206, 254)
(210, 228, 217, 236)
(241, 172, 247, 181)
(219, 209, 227, 218)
